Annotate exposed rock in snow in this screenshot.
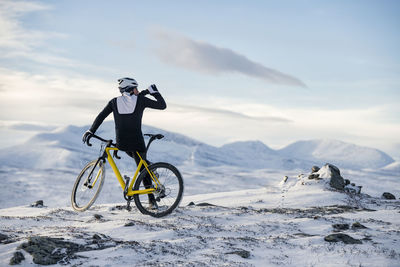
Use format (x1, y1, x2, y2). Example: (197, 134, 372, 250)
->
(311, 165, 320, 173)
(324, 233, 363, 244)
(316, 163, 345, 190)
(9, 251, 24, 265)
(382, 192, 396, 200)
(19, 236, 87, 265)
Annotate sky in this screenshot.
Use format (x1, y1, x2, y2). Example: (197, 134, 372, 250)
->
(0, 0, 399, 159)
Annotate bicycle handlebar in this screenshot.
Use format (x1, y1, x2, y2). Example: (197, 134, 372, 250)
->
(86, 134, 116, 147)
(86, 133, 164, 153)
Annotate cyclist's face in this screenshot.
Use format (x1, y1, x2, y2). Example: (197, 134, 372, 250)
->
(133, 87, 139, 96)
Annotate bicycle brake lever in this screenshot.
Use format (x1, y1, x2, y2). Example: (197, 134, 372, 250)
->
(86, 136, 93, 146)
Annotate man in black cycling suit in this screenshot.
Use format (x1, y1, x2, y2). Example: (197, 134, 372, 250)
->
(82, 77, 166, 209)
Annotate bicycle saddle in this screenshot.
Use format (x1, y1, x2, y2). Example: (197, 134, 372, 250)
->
(144, 134, 164, 139)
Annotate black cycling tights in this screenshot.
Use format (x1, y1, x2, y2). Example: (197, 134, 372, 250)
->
(125, 151, 154, 201)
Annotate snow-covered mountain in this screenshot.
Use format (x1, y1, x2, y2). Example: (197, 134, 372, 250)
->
(0, 121, 395, 171)
(278, 139, 394, 170)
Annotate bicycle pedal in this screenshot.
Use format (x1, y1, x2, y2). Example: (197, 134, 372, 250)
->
(126, 200, 132, 211)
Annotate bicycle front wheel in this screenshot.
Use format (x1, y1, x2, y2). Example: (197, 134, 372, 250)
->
(133, 162, 184, 217)
(71, 159, 105, 211)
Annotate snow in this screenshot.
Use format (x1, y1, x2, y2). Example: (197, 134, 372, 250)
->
(278, 139, 395, 170)
(0, 123, 399, 266)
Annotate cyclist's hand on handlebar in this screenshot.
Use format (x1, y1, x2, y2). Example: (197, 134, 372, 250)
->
(82, 130, 94, 145)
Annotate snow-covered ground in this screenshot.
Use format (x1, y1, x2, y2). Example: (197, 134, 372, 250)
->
(1, 178, 399, 266)
(0, 123, 399, 266)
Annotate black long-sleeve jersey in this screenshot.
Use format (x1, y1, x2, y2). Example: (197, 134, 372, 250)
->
(89, 92, 166, 152)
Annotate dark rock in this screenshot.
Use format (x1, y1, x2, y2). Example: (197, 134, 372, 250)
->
(351, 183, 355, 186)
(308, 173, 320, 180)
(324, 233, 362, 244)
(344, 184, 362, 194)
(326, 164, 345, 190)
(196, 202, 216, 207)
(187, 202, 195, 206)
(92, 234, 102, 240)
(124, 222, 135, 227)
(112, 205, 128, 211)
(382, 192, 396, 200)
(344, 179, 350, 185)
(332, 223, 350, 231)
(9, 251, 25, 265)
(226, 249, 251, 258)
(311, 166, 320, 173)
(0, 232, 8, 242)
(19, 236, 85, 265)
(352, 222, 367, 229)
(31, 200, 44, 208)
(94, 214, 103, 220)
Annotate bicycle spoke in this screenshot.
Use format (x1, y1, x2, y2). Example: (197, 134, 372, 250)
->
(71, 160, 105, 211)
(133, 163, 183, 217)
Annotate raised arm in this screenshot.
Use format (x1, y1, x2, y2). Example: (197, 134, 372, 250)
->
(143, 84, 167, 110)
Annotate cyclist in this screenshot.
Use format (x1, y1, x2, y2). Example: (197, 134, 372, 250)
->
(82, 77, 166, 209)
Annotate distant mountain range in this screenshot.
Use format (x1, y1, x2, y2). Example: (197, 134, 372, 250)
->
(0, 121, 395, 171)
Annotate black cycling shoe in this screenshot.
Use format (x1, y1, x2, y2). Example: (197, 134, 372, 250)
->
(148, 194, 158, 210)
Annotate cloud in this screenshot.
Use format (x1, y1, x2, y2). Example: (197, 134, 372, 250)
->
(172, 104, 292, 123)
(0, 0, 52, 51)
(0, 0, 110, 72)
(0, 67, 115, 125)
(153, 30, 306, 87)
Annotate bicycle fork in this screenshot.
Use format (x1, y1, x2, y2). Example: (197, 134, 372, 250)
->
(84, 159, 102, 189)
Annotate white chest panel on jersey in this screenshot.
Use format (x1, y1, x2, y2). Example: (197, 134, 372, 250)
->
(116, 93, 137, 114)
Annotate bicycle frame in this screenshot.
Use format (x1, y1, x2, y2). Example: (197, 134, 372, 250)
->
(104, 147, 161, 197)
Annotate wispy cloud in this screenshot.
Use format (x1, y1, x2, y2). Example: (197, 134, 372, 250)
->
(172, 104, 292, 123)
(0, 67, 114, 124)
(0, 0, 52, 51)
(152, 30, 306, 87)
(0, 0, 111, 72)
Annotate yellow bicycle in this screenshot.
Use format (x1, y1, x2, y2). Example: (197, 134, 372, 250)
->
(71, 133, 184, 217)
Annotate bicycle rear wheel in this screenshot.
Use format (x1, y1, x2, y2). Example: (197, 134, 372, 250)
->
(71, 159, 105, 211)
(133, 162, 184, 217)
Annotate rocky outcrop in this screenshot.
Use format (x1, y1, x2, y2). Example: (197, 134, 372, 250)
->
(225, 249, 251, 258)
(0, 232, 9, 242)
(310, 164, 362, 193)
(324, 233, 362, 244)
(30, 200, 44, 208)
(9, 251, 25, 265)
(19, 236, 86, 265)
(326, 164, 345, 190)
(382, 192, 396, 200)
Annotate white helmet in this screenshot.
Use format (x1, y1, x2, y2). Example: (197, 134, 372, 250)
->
(118, 77, 138, 93)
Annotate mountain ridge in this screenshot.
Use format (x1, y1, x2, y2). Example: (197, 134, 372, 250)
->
(0, 121, 395, 171)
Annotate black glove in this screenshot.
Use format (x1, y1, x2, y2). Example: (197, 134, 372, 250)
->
(139, 89, 150, 96)
(82, 130, 94, 145)
(147, 84, 159, 95)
